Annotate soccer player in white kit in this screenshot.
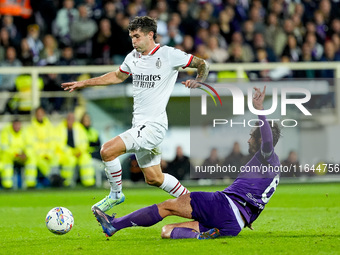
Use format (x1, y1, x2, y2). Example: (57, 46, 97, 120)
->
(61, 16, 209, 213)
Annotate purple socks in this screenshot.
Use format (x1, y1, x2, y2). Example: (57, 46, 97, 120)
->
(111, 204, 163, 230)
(109, 204, 199, 239)
(170, 227, 199, 239)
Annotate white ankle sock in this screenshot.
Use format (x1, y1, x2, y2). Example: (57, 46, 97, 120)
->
(159, 173, 189, 197)
(109, 190, 122, 199)
(104, 158, 123, 195)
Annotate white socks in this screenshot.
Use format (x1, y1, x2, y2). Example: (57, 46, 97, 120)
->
(104, 160, 189, 199)
(159, 173, 189, 197)
(104, 158, 123, 198)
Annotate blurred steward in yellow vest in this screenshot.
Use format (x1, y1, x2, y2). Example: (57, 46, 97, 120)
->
(27, 107, 59, 184)
(55, 112, 95, 187)
(80, 112, 101, 160)
(9, 74, 44, 114)
(0, 119, 37, 188)
(80, 112, 104, 186)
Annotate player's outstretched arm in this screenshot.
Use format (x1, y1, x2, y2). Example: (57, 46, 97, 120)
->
(181, 56, 209, 88)
(61, 69, 130, 92)
(253, 86, 274, 156)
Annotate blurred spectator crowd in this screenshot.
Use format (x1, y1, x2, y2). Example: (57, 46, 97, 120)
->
(198, 144, 334, 179)
(1, 0, 340, 78)
(1, 0, 340, 113)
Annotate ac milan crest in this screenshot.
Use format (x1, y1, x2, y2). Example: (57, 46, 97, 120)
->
(156, 58, 161, 69)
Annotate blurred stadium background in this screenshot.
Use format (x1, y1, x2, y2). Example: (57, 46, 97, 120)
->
(0, 0, 340, 189)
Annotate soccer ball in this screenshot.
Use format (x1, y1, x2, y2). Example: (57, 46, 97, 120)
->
(45, 207, 74, 235)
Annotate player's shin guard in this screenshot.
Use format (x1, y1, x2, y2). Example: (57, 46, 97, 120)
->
(159, 173, 189, 197)
(170, 227, 199, 239)
(104, 158, 123, 195)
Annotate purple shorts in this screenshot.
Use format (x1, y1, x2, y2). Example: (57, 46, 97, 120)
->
(190, 191, 243, 236)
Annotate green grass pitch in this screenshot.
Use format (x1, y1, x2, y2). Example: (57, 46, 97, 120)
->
(0, 183, 339, 255)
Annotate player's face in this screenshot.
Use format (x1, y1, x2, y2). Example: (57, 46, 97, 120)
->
(248, 133, 261, 154)
(129, 29, 153, 55)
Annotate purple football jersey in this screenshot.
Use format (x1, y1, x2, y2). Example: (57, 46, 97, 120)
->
(223, 115, 281, 224)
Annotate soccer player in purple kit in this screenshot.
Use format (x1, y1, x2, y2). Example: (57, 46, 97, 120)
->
(93, 86, 282, 239)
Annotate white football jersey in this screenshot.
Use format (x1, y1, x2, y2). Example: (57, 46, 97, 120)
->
(120, 44, 193, 128)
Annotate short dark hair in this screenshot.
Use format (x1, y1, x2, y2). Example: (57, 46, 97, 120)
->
(128, 16, 157, 40)
(252, 121, 281, 147)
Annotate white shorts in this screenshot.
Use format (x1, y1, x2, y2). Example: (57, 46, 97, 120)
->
(119, 122, 166, 168)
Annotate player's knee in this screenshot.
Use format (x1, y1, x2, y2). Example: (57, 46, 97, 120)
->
(100, 143, 116, 161)
(100, 144, 108, 160)
(158, 199, 176, 213)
